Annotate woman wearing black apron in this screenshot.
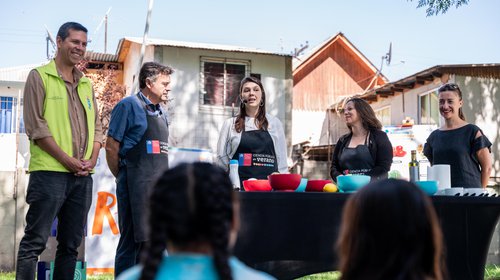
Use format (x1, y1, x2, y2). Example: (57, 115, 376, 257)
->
(216, 76, 288, 189)
(330, 98, 393, 182)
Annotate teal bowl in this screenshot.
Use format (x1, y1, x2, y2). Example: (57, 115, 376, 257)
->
(415, 180, 438, 195)
(336, 175, 370, 193)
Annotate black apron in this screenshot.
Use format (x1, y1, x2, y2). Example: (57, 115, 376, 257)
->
(232, 130, 278, 184)
(125, 95, 169, 242)
(338, 133, 374, 175)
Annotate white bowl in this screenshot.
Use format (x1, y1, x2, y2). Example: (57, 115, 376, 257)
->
(436, 188, 463, 196)
(463, 188, 488, 196)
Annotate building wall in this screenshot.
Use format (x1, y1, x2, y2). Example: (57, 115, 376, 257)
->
(0, 83, 30, 171)
(0, 170, 28, 271)
(293, 42, 376, 111)
(370, 79, 442, 126)
(369, 75, 500, 180)
(292, 110, 326, 145)
(456, 75, 500, 180)
(122, 43, 155, 95)
(146, 46, 292, 155)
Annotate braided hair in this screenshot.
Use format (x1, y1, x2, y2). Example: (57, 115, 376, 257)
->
(139, 162, 234, 280)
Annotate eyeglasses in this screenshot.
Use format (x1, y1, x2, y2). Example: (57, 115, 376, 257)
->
(438, 83, 460, 92)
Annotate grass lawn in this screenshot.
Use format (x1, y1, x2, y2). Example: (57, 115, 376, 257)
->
(2, 265, 500, 279)
(0, 272, 114, 280)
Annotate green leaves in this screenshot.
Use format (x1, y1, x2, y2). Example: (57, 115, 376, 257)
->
(408, 0, 470, 16)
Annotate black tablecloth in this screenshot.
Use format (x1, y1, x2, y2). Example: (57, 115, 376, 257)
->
(233, 192, 500, 280)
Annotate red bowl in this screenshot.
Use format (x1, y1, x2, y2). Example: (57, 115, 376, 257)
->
(242, 179, 272, 192)
(267, 174, 302, 191)
(305, 179, 333, 192)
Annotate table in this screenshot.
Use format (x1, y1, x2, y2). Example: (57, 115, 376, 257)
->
(233, 192, 500, 280)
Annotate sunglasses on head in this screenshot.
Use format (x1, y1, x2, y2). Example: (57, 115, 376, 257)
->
(438, 83, 460, 92)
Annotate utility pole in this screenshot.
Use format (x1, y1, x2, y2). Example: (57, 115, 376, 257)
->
(104, 13, 108, 53)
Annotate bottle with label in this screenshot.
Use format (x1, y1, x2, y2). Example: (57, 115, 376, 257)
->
(229, 159, 241, 191)
(409, 150, 420, 182)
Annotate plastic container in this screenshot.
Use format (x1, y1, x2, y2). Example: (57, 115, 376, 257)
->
(229, 160, 241, 191)
(336, 175, 370, 192)
(415, 180, 438, 195)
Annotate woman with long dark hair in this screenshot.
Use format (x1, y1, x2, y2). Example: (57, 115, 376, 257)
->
(330, 98, 393, 181)
(117, 162, 275, 280)
(337, 179, 447, 280)
(216, 76, 288, 184)
(424, 83, 492, 188)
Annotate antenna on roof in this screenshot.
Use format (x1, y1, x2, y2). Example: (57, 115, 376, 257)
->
(45, 25, 56, 60)
(380, 42, 392, 72)
(363, 42, 392, 93)
(291, 41, 309, 57)
(93, 7, 112, 53)
(130, 0, 154, 95)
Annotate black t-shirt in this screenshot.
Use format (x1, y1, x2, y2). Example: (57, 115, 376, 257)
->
(424, 124, 491, 188)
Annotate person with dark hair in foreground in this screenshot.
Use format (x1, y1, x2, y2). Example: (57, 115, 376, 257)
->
(337, 179, 447, 280)
(117, 162, 275, 280)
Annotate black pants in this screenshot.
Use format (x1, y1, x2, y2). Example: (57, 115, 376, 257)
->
(16, 171, 92, 280)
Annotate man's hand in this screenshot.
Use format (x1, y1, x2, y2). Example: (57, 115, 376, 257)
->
(76, 141, 102, 176)
(62, 156, 86, 173)
(105, 137, 121, 177)
(74, 159, 96, 176)
(35, 137, 86, 173)
(81, 158, 97, 171)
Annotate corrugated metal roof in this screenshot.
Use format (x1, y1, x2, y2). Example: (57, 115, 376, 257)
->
(328, 63, 500, 110)
(122, 37, 291, 57)
(0, 62, 47, 82)
(84, 51, 118, 62)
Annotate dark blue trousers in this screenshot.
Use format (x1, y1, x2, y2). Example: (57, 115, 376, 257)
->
(114, 168, 144, 277)
(16, 171, 92, 280)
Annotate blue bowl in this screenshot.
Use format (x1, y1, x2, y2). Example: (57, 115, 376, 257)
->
(415, 180, 438, 195)
(336, 175, 370, 192)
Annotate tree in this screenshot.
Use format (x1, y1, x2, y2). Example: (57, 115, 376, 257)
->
(408, 0, 470, 16)
(77, 60, 126, 142)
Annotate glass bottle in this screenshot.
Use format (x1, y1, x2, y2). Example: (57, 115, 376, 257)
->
(409, 150, 420, 182)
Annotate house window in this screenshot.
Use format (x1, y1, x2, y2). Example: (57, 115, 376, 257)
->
(200, 57, 250, 107)
(375, 106, 391, 126)
(0, 96, 25, 133)
(419, 90, 440, 125)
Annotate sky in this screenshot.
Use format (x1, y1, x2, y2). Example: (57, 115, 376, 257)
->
(1, 0, 499, 81)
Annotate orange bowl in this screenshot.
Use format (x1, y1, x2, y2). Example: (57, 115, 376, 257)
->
(242, 179, 272, 192)
(305, 179, 333, 192)
(267, 174, 302, 191)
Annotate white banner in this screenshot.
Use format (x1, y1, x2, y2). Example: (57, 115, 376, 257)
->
(86, 149, 120, 275)
(85, 147, 213, 275)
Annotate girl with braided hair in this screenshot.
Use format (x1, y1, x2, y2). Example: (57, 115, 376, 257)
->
(117, 162, 275, 280)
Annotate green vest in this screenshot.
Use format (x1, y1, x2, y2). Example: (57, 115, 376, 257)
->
(29, 60, 95, 172)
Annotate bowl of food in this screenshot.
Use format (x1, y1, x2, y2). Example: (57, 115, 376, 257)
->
(242, 179, 272, 192)
(415, 180, 438, 195)
(305, 179, 333, 192)
(267, 174, 302, 191)
(336, 175, 370, 193)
